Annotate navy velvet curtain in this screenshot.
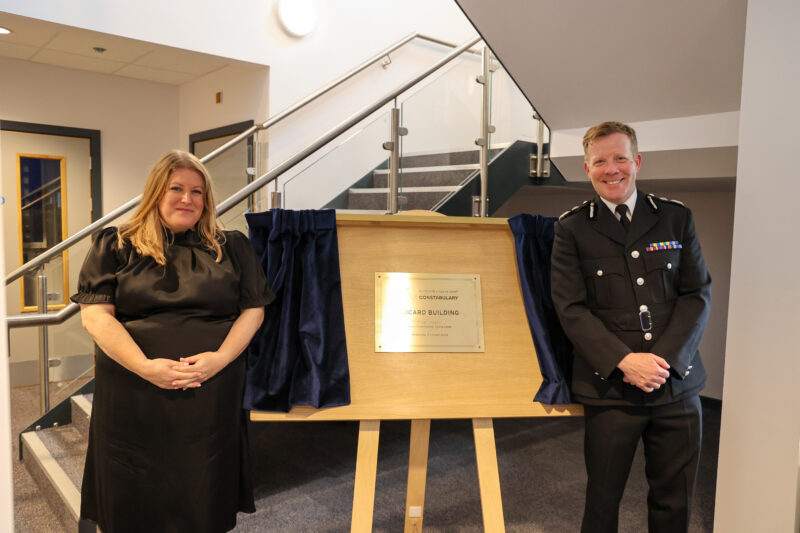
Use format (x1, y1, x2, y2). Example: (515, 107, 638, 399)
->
(508, 214, 573, 404)
(243, 209, 350, 412)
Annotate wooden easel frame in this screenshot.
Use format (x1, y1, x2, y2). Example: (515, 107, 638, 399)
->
(251, 214, 581, 532)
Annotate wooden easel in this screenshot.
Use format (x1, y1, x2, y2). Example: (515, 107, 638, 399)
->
(251, 214, 581, 532)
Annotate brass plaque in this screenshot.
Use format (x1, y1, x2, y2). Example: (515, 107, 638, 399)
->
(375, 272, 485, 353)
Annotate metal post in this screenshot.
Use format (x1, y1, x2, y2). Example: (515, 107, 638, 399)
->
(475, 46, 495, 217)
(536, 112, 544, 178)
(530, 111, 551, 179)
(388, 107, 401, 213)
(246, 137, 256, 213)
(383, 104, 407, 214)
(471, 195, 481, 217)
(37, 271, 50, 415)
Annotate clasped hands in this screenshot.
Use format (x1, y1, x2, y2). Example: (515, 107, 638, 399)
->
(617, 352, 670, 393)
(139, 351, 231, 390)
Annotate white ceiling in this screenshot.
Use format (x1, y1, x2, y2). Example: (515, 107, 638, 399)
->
(0, 11, 261, 85)
(456, 0, 747, 131)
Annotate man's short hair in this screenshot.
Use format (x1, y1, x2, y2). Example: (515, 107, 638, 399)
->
(582, 121, 639, 159)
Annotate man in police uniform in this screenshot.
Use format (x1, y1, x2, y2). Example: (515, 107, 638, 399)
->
(550, 121, 711, 533)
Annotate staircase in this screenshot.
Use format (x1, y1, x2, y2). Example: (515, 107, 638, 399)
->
(331, 147, 499, 213)
(21, 393, 93, 532)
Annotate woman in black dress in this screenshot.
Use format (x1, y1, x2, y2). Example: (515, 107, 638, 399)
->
(72, 150, 273, 533)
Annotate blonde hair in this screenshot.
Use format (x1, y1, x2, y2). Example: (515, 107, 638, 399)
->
(582, 121, 639, 159)
(118, 150, 224, 265)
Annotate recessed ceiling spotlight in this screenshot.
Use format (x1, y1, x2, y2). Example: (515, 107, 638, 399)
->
(0, 26, 12, 35)
(93, 46, 107, 53)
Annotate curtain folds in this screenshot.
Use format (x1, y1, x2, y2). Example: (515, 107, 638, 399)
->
(508, 214, 573, 404)
(243, 209, 351, 412)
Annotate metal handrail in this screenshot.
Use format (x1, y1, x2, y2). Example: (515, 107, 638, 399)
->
(215, 36, 481, 214)
(6, 35, 482, 329)
(4, 32, 471, 286)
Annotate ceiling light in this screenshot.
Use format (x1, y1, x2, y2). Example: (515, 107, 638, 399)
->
(0, 26, 12, 35)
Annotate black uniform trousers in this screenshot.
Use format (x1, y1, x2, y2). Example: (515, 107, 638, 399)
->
(581, 394, 702, 533)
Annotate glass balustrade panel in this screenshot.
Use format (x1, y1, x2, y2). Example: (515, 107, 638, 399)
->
(195, 132, 255, 213)
(8, 238, 92, 413)
(279, 107, 394, 212)
(217, 187, 256, 233)
(396, 52, 484, 213)
(489, 53, 547, 156)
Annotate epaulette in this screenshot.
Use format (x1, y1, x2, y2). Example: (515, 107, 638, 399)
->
(646, 193, 685, 212)
(558, 200, 597, 221)
(658, 196, 684, 207)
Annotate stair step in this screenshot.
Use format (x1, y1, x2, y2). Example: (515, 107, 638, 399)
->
(373, 163, 479, 175)
(347, 188, 456, 211)
(35, 426, 87, 488)
(372, 166, 477, 188)
(22, 427, 85, 530)
(349, 186, 460, 194)
(379, 146, 506, 169)
(70, 394, 92, 439)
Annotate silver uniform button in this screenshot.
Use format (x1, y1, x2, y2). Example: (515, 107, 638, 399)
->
(636, 277, 644, 286)
(644, 332, 653, 341)
(667, 262, 673, 270)
(688, 365, 693, 370)
(593, 372, 600, 376)
(639, 304, 648, 312)
(597, 270, 603, 276)
(631, 250, 640, 259)
(685, 370, 691, 376)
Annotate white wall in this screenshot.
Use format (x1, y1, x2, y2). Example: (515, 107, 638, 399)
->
(0, 56, 179, 212)
(178, 63, 269, 151)
(714, 0, 800, 530)
(496, 188, 733, 401)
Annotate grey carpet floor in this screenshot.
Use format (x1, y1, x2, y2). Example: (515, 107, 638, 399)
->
(234, 401, 719, 532)
(11, 386, 719, 532)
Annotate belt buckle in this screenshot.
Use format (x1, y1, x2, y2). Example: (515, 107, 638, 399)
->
(639, 310, 652, 332)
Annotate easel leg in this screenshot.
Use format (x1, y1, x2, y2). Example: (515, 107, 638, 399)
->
(404, 419, 431, 533)
(472, 418, 506, 533)
(351, 420, 380, 533)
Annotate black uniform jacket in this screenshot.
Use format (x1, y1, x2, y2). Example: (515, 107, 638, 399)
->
(551, 191, 711, 405)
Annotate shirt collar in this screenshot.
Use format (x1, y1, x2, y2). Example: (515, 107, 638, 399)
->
(600, 190, 638, 220)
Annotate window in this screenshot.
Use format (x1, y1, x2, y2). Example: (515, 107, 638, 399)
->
(17, 154, 69, 311)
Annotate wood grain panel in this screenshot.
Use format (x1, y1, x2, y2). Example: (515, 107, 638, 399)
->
(251, 214, 581, 422)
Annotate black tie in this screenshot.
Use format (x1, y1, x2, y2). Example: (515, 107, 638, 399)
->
(615, 204, 630, 231)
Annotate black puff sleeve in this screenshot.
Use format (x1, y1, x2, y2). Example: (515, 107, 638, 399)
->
(224, 230, 275, 310)
(70, 227, 123, 305)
